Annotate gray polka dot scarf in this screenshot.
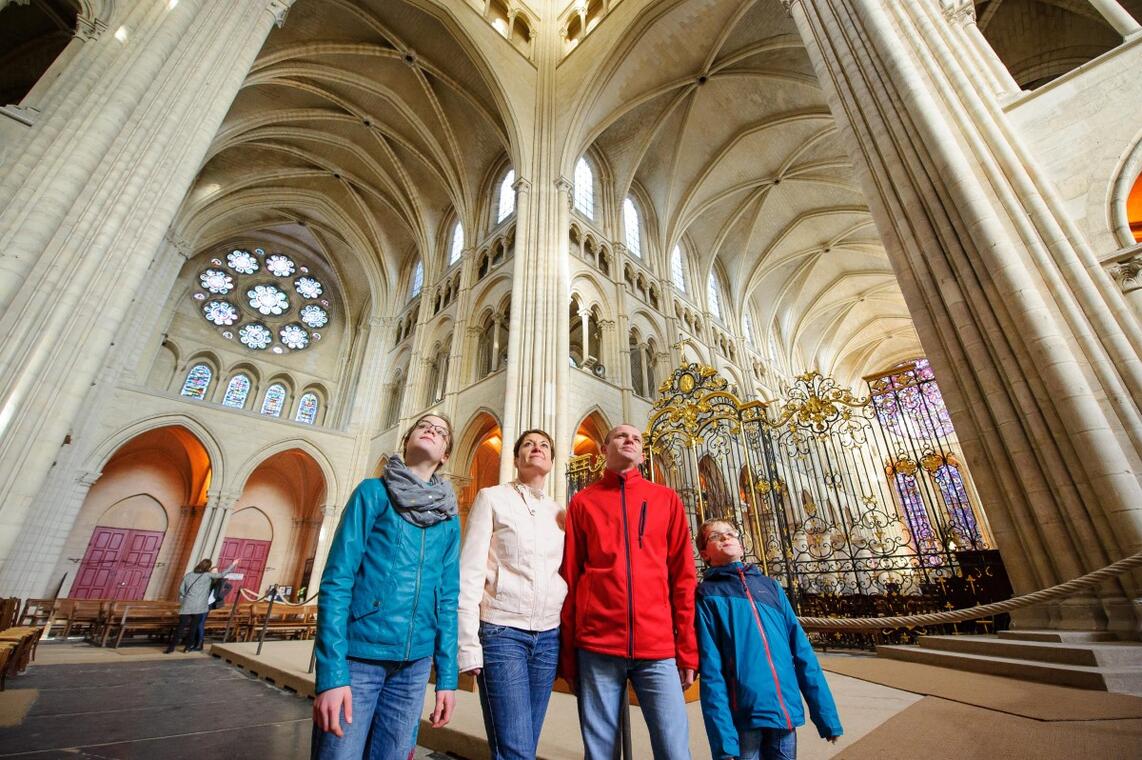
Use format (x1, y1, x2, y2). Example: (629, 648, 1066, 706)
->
(383, 455, 458, 528)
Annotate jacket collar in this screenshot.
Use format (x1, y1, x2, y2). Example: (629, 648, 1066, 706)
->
(703, 561, 758, 580)
(600, 466, 644, 488)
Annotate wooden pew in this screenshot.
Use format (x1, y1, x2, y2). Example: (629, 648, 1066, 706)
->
(241, 603, 318, 642)
(0, 626, 44, 687)
(100, 601, 180, 648)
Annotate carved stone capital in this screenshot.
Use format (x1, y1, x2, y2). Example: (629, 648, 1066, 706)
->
(940, 0, 975, 24)
(1109, 255, 1142, 294)
(267, 0, 296, 28)
(165, 230, 194, 260)
(512, 176, 532, 195)
(75, 15, 108, 42)
(77, 470, 102, 488)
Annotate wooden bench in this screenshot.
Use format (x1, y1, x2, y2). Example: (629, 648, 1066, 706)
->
(0, 597, 20, 630)
(203, 603, 253, 643)
(18, 598, 113, 640)
(0, 642, 15, 691)
(0, 626, 44, 687)
(241, 603, 317, 642)
(100, 601, 180, 648)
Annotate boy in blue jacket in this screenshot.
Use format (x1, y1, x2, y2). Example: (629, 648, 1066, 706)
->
(695, 519, 842, 760)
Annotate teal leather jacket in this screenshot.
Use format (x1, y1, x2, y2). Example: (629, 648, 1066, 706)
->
(315, 478, 460, 693)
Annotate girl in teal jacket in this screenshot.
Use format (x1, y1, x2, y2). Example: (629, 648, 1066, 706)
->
(312, 414, 460, 760)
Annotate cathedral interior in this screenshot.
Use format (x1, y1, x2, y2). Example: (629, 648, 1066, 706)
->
(1, 0, 1141, 757)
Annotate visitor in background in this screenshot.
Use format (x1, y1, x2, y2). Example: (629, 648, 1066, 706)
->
(166, 557, 236, 654)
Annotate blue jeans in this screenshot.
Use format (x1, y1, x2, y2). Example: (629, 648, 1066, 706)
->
(311, 656, 431, 760)
(740, 728, 797, 760)
(576, 649, 690, 760)
(476, 622, 560, 760)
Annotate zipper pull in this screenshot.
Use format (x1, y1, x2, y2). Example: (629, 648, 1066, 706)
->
(638, 500, 647, 548)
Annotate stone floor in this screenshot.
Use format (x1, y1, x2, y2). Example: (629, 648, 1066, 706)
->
(0, 646, 457, 759)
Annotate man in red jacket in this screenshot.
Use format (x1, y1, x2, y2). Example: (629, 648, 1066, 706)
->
(560, 423, 698, 759)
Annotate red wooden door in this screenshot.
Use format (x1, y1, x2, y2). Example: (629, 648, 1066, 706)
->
(71, 527, 165, 599)
(218, 538, 271, 603)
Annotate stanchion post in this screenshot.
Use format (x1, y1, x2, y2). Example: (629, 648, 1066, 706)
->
(256, 585, 278, 656)
(308, 639, 317, 674)
(222, 588, 242, 643)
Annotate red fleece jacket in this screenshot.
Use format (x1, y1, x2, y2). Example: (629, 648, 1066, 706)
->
(559, 467, 698, 684)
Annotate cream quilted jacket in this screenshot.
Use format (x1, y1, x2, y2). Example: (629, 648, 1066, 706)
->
(456, 482, 567, 672)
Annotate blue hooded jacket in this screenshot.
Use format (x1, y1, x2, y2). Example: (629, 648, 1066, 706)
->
(696, 562, 842, 758)
(314, 478, 459, 694)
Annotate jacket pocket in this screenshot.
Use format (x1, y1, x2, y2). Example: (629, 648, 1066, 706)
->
(349, 598, 382, 622)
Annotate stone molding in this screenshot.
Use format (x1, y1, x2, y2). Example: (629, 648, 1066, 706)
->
(1109, 254, 1142, 294)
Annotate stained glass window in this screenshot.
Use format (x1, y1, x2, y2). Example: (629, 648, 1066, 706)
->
(449, 222, 464, 265)
(197, 246, 330, 353)
(871, 358, 954, 440)
(410, 260, 423, 299)
(623, 198, 641, 257)
(260, 384, 286, 417)
(180, 364, 212, 399)
(893, 472, 940, 562)
(933, 463, 982, 549)
(671, 245, 686, 292)
(707, 272, 722, 321)
(295, 392, 319, 425)
(574, 158, 593, 218)
(222, 374, 251, 408)
(497, 169, 515, 223)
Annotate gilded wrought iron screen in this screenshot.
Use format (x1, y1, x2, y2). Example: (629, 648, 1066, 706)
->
(638, 362, 1011, 646)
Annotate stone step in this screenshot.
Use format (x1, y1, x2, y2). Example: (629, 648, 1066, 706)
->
(917, 634, 1142, 668)
(998, 629, 1120, 643)
(876, 644, 1142, 695)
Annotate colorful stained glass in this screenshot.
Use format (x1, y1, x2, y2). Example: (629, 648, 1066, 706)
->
(239, 323, 271, 350)
(933, 463, 982, 549)
(247, 284, 289, 316)
(227, 249, 259, 274)
(222, 374, 251, 408)
(893, 472, 940, 561)
(199, 269, 234, 294)
(295, 392, 319, 425)
(180, 364, 212, 399)
(260, 384, 286, 417)
(203, 300, 238, 326)
(295, 277, 323, 298)
(279, 323, 309, 350)
(299, 304, 328, 328)
(266, 254, 296, 277)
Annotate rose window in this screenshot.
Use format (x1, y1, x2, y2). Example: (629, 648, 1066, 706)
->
(200, 269, 233, 294)
(300, 305, 328, 328)
(194, 246, 333, 353)
(247, 284, 289, 316)
(266, 254, 296, 277)
(239, 323, 272, 350)
(295, 276, 323, 299)
(203, 300, 238, 326)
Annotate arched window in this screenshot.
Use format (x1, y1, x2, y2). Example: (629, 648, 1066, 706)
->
(768, 329, 779, 364)
(180, 364, 213, 400)
(222, 374, 251, 408)
(671, 245, 686, 292)
(295, 392, 319, 425)
(743, 312, 756, 346)
(449, 222, 464, 265)
(497, 169, 516, 223)
(260, 383, 287, 417)
(707, 272, 723, 321)
(386, 372, 403, 428)
(410, 260, 423, 299)
(623, 198, 641, 257)
(574, 158, 594, 218)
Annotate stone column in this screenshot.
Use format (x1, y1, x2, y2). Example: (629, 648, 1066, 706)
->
(306, 504, 340, 596)
(579, 307, 592, 362)
(0, 0, 296, 588)
(1087, 0, 1142, 38)
(938, 1, 1020, 96)
(786, 0, 1142, 630)
(186, 490, 241, 571)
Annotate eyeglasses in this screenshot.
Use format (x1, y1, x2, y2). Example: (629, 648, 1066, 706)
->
(414, 420, 450, 439)
(706, 530, 740, 543)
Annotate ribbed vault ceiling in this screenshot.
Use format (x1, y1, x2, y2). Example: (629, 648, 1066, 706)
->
(570, 0, 920, 383)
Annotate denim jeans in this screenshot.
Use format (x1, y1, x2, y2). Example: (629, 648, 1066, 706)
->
(576, 649, 690, 760)
(739, 728, 797, 760)
(311, 656, 431, 760)
(476, 622, 560, 760)
(166, 613, 205, 652)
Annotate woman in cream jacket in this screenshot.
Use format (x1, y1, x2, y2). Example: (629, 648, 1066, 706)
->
(457, 428, 567, 760)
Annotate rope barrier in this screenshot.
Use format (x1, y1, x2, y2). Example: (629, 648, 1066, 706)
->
(238, 588, 318, 606)
(797, 549, 1142, 630)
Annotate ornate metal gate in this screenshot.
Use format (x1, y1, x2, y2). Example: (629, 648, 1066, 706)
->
(636, 361, 1011, 647)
